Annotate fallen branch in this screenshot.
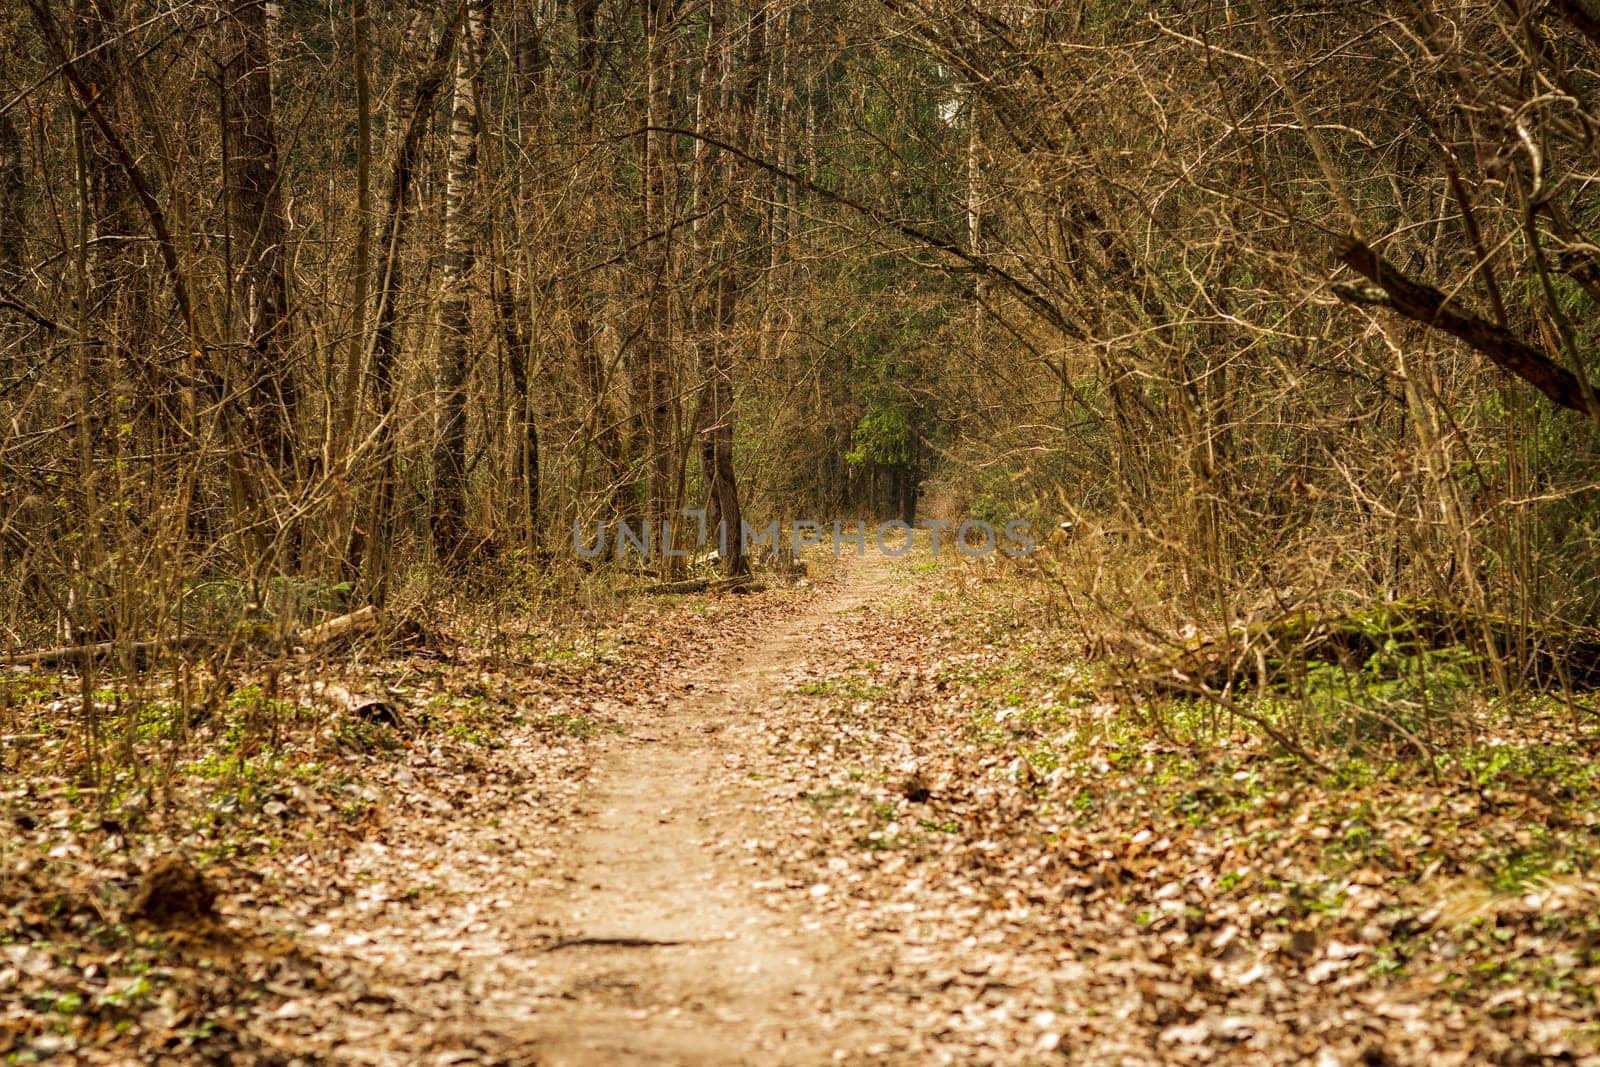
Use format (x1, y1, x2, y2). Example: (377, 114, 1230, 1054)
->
(2, 635, 213, 670)
(630, 577, 710, 595)
(1138, 674, 1333, 776)
(309, 680, 404, 728)
(298, 605, 381, 648)
(620, 576, 765, 597)
(541, 936, 705, 951)
(2, 604, 392, 671)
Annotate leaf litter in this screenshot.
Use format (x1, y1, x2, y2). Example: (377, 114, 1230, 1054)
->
(2, 551, 1599, 1064)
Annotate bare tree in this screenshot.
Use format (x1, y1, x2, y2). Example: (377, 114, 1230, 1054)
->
(635, 0, 682, 573)
(219, 0, 299, 489)
(355, 0, 462, 598)
(431, 0, 490, 567)
(690, 0, 766, 574)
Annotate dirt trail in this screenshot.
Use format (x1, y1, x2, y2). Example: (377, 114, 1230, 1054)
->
(513, 558, 894, 1064)
(16, 531, 1588, 1065)
(276, 553, 901, 1065)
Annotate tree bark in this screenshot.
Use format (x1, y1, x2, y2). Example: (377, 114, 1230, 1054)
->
(431, 0, 488, 567)
(220, 0, 298, 486)
(1332, 235, 1600, 418)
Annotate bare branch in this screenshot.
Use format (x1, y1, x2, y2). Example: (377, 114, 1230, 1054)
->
(1333, 234, 1600, 416)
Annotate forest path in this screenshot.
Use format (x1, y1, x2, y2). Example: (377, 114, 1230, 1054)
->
(251, 529, 1600, 1067)
(509, 553, 896, 1064)
(271, 550, 906, 1066)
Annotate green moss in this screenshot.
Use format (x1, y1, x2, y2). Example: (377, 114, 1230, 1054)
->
(1156, 598, 1600, 695)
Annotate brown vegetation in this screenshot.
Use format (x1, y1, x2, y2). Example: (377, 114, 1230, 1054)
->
(7, 1, 1600, 1061)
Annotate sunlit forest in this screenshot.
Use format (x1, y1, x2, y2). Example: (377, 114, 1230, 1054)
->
(6, 2, 1600, 1062)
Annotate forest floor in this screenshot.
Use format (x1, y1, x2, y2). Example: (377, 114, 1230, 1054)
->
(6, 544, 1600, 1064)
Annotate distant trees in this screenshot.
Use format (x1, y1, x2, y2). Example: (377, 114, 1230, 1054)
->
(7, 0, 1600, 640)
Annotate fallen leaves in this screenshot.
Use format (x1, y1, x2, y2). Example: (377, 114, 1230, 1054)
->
(725, 557, 1600, 1064)
(0, 582, 821, 1062)
(6, 555, 1600, 1064)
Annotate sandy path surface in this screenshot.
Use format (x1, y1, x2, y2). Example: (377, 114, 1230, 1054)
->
(512, 559, 894, 1065)
(271, 554, 897, 1066)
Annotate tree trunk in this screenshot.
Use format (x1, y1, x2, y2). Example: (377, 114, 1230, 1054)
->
(0, 113, 23, 285)
(220, 0, 298, 488)
(355, 1, 461, 601)
(498, 2, 546, 557)
(694, 0, 767, 577)
(574, 0, 602, 125)
(431, 0, 488, 568)
(333, 0, 372, 513)
(966, 91, 985, 344)
(71, 0, 141, 318)
(638, 0, 681, 576)
(689, 0, 726, 556)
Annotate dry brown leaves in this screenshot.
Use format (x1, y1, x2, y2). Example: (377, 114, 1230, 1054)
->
(0, 582, 817, 1063)
(5, 557, 1600, 1064)
(720, 563, 1600, 1065)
